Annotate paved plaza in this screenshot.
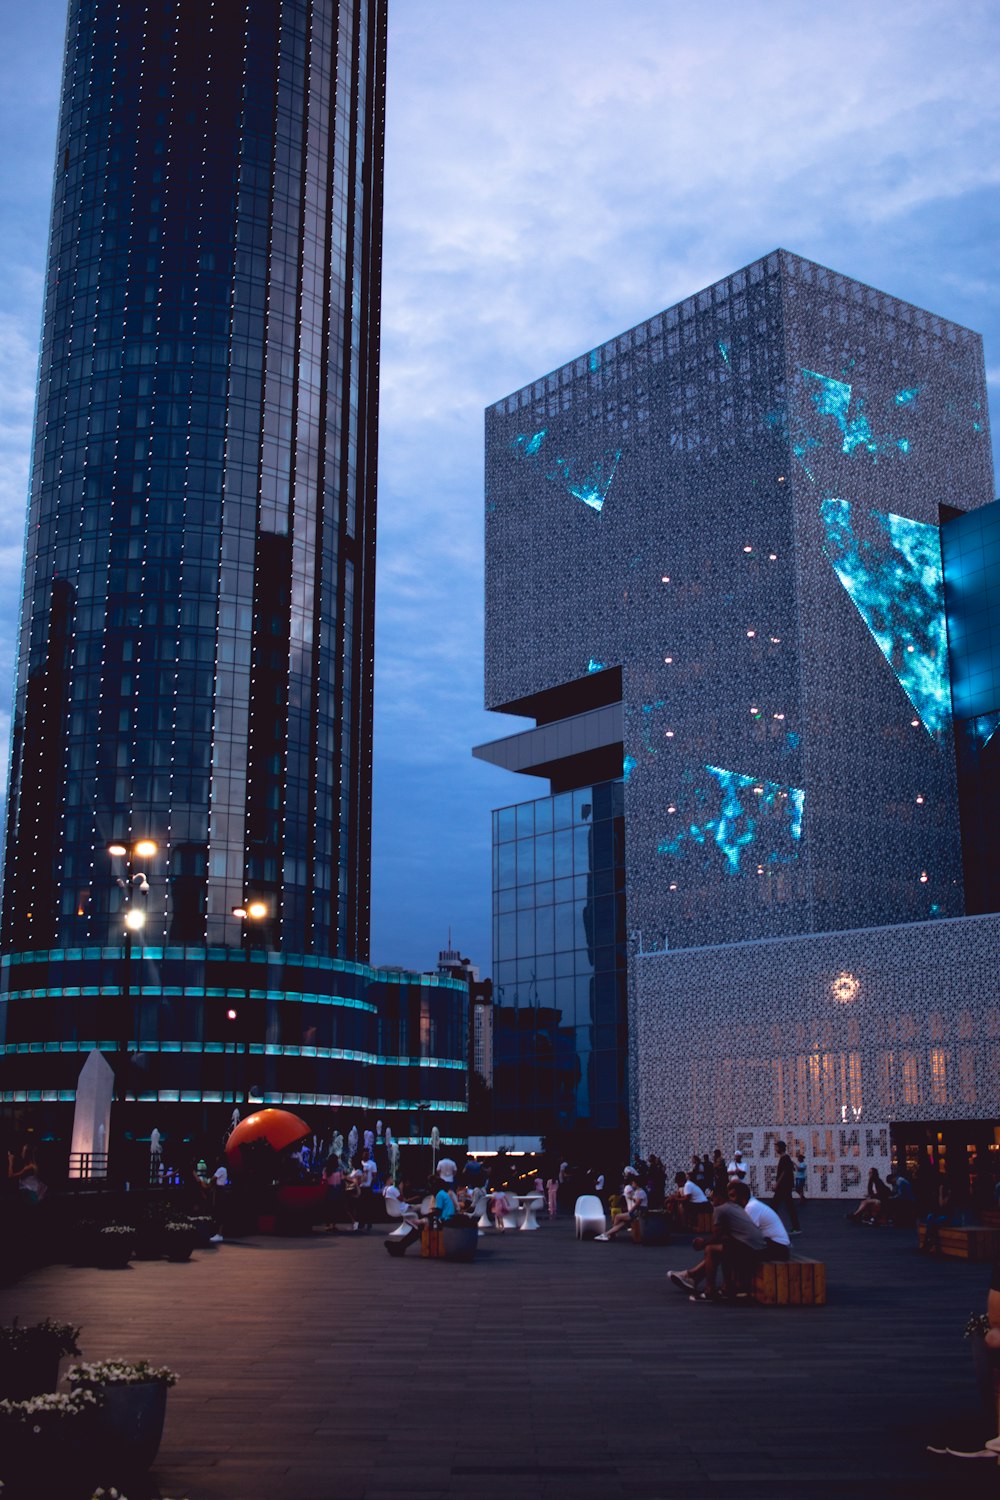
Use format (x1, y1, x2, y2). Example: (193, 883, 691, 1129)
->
(1, 1203, 997, 1499)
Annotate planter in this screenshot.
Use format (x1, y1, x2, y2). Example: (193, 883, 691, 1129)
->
(94, 1234, 134, 1270)
(164, 1231, 196, 1262)
(90, 1379, 168, 1475)
(188, 1216, 216, 1248)
(0, 1347, 59, 1399)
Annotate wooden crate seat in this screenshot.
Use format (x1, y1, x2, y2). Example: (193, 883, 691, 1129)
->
(917, 1224, 1000, 1261)
(753, 1257, 826, 1306)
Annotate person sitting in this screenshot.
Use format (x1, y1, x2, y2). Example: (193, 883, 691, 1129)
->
(846, 1167, 891, 1225)
(384, 1174, 459, 1256)
(736, 1182, 790, 1261)
(884, 1171, 916, 1227)
(664, 1170, 708, 1225)
(595, 1179, 647, 1241)
(667, 1186, 767, 1300)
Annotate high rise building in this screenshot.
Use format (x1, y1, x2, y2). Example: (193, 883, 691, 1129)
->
(0, 0, 467, 1142)
(477, 249, 1000, 1179)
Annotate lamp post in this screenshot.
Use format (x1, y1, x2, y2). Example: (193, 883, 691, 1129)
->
(108, 840, 157, 1096)
(231, 901, 269, 1106)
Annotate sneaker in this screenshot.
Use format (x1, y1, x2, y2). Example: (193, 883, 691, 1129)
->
(209, 1233, 224, 1244)
(689, 1291, 715, 1303)
(791, 1229, 802, 1236)
(594, 1233, 610, 1241)
(668, 1270, 695, 1294)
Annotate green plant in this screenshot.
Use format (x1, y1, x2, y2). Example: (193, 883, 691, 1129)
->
(0, 1319, 82, 1359)
(68, 1360, 177, 1390)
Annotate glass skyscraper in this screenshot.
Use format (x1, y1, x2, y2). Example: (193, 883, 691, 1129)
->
(0, 0, 468, 1135)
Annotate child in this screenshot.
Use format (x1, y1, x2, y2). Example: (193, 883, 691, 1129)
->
(491, 1186, 509, 1231)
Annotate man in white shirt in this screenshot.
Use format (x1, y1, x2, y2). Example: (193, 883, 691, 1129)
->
(727, 1151, 748, 1182)
(665, 1171, 708, 1225)
(735, 1182, 790, 1260)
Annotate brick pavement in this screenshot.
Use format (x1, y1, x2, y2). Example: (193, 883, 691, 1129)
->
(1, 1203, 997, 1499)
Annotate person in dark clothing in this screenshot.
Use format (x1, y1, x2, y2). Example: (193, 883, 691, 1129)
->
(711, 1151, 728, 1198)
(646, 1155, 666, 1211)
(667, 1187, 767, 1301)
(772, 1140, 800, 1233)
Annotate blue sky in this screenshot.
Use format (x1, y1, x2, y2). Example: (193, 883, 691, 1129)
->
(1, 1, 999, 974)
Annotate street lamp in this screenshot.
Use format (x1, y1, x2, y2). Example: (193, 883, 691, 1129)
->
(108, 840, 157, 1093)
(231, 900, 270, 1104)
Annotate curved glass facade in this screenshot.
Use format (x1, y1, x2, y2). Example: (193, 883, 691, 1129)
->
(0, 2, 468, 1132)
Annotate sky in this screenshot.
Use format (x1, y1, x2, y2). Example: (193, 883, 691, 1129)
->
(1, 0, 999, 975)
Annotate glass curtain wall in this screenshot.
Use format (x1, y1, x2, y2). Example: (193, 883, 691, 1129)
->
(491, 780, 627, 1146)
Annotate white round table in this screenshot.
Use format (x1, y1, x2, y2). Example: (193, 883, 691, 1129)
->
(519, 1193, 545, 1230)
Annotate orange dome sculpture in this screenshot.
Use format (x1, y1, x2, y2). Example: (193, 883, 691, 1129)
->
(225, 1108, 310, 1169)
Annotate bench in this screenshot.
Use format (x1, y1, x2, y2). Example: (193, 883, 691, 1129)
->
(981, 1209, 1000, 1229)
(917, 1224, 1000, 1261)
(753, 1257, 826, 1306)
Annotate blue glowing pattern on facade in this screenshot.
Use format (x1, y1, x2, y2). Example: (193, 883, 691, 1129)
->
(821, 499, 951, 738)
(798, 369, 912, 468)
(657, 766, 805, 875)
(969, 711, 1000, 748)
(512, 428, 622, 513)
(718, 341, 730, 366)
(587, 658, 605, 674)
(622, 754, 637, 782)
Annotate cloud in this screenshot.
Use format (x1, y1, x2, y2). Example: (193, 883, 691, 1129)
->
(371, 0, 1000, 969)
(1, 1, 998, 972)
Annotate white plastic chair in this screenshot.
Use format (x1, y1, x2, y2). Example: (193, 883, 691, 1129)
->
(574, 1194, 606, 1239)
(502, 1192, 521, 1230)
(384, 1195, 419, 1241)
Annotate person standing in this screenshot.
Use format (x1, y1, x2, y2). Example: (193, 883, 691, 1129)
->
(726, 1151, 748, 1183)
(772, 1140, 801, 1234)
(793, 1150, 808, 1201)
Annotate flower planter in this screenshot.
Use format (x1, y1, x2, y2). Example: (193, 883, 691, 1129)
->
(95, 1234, 134, 1270)
(69, 1361, 176, 1479)
(90, 1379, 169, 1475)
(164, 1232, 196, 1262)
(0, 1388, 99, 1500)
(188, 1215, 217, 1248)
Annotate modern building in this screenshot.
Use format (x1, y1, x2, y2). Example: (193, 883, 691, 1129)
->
(434, 939, 494, 1129)
(477, 249, 1000, 1186)
(0, 0, 467, 1147)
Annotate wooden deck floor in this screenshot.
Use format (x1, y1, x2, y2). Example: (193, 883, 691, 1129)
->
(1, 1203, 998, 1499)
